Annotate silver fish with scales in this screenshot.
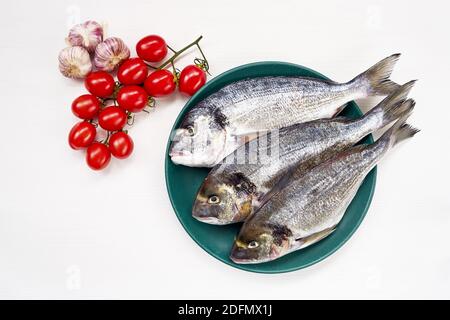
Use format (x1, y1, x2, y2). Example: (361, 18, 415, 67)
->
(230, 117, 419, 264)
(170, 54, 401, 167)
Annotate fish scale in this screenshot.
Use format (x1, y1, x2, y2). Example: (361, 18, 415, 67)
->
(222, 79, 355, 134)
(262, 145, 379, 234)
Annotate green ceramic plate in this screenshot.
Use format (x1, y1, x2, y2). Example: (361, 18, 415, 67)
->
(165, 62, 376, 273)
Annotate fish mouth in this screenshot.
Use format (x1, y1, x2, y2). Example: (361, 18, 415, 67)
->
(229, 255, 258, 264)
(230, 243, 275, 264)
(169, 149, 191, 158)
(169, 150, 197, 167)
(230, 254, 274, 264)
(192, 215, 230, 225)
(230, 245, 258, 264)
(170, 150, 217, 167)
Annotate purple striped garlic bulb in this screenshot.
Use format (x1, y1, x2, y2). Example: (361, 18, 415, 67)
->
(67, 20, 103, 53)
(94, 37, 130, 72)
(58, 46, 92, 79)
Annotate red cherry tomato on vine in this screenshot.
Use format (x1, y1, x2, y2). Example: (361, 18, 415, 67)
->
(117, 58, 148, 85)
(109, 131, 134, 159)
(136, 35, 168, 63)
(85, 71, 115, 98)
(178, 65, 206, 96)
(98, 106, 127, 131)
(116, 85, 149, 113)
(68, 121, 96, 150)
(86, 142, 111, 170)
(71, 94, 101, 119)
(144, 70, 176, 97)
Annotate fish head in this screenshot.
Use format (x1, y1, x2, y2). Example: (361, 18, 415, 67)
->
(169, 108, 227, 167)
(230, 222, 292, 264)
(192, 173, 254, 224)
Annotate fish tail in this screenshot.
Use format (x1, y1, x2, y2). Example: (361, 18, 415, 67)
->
(362, 81, 416, 131)
(351, 53, 401, 96)
(361, 114, 418, 168)
(380, 114, 420, 148)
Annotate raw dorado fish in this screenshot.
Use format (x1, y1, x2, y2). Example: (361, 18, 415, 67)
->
(170, 54, 401, 167)
(230, 117, 419, 264)
(192, 82, 415, 225)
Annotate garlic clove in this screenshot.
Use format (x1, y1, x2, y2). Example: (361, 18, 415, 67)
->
(67, 20, 103, 53)
(94, 37, 130, 72)
(58, 46, 92, 79)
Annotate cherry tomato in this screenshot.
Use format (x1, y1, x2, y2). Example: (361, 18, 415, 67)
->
(116, 85, 148, 113)
(68, 121, 96, 150)
(98, 106, 127, 131)
(109, 131, 134, 159)
(136, 35, 168, 63)
(71, 94, 101, 119)
(144, 70, 176, 97)
(178, 65, 206, 96)
(86, 142, 111, 170)
(117, 58, 148, 85)
(85, 71, 115, 98)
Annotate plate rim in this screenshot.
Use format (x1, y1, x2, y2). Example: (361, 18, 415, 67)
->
(164, 61, 377, 274)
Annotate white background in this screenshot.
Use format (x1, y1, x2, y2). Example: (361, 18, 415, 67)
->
(1, 0, 449, 299)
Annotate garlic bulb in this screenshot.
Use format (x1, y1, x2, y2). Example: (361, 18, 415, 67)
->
(94, 37, 130, 72)
(67, 20, 103, 53)
(58, 46, 92, 79)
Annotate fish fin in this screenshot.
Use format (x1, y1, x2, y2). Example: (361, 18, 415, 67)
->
(380, 114, 420, 147)
(233, 131, 263, 144)
(332, 115, 351, 122)
(360, 97, 416, 136)
(332, 104, 351, 117)
(219, 132, 261, 164)
(364, 81, 416, 127)
(377, 97, 416, 128)
(352, 53, 401, 96)
(293, 226, 337, 250)
(258, 167, 296, 208)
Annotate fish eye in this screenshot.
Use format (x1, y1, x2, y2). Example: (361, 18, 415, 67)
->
(186, 125, 195, 136)
(248, 241, 259, 249)
(208, 195, 220, 204)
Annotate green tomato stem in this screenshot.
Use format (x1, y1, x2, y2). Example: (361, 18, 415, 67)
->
(196, 43, 211, 75)
(167, 45, 177, 53)
(157, 35, 203, 70)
